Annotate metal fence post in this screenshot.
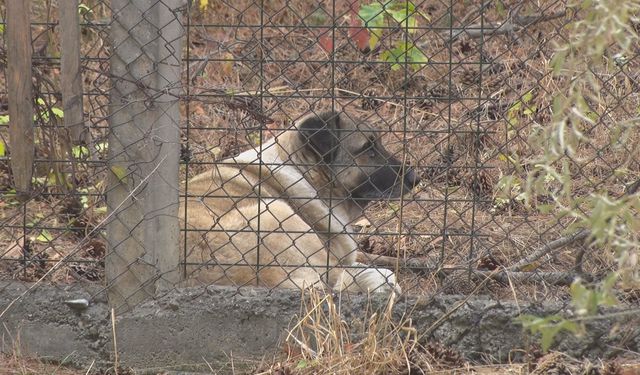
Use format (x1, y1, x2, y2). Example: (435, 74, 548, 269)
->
(106, 0, 185, 312)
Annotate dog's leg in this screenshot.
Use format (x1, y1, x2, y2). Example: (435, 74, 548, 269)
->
(335, 263, 401, 295)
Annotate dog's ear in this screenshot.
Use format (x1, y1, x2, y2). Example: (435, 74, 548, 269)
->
(298, 111, 341, 163)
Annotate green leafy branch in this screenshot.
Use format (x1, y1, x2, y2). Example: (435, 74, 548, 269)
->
(521, 0, 640, 351)
(518, 275, 619, 352)
(358, 0, 429, 71)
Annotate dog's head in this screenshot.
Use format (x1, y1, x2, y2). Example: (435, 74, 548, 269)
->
(297, 111, 420, 207)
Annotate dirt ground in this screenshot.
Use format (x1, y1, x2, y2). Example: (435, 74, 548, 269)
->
(2, 352, 640, 375)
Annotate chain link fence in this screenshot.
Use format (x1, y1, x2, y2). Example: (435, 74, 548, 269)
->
(0, 0, 638, 315)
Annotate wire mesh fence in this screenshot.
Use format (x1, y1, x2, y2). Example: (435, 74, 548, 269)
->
(0, 0, 638, 314)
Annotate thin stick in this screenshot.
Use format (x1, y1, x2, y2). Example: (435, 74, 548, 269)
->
(111, 308, 118, 375)
(356, 251, 452, 273)
(202, 356, 215, 373)
(506, 177, 640, 273)
(444, 9, 567, 42)
(476, 269, 591, 286)
(509, 229, 591, 271)
(85, 359, 95, 375)
(197, 86, 442, 119)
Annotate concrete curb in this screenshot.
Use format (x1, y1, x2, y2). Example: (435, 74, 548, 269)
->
(1, 281, 637, 373)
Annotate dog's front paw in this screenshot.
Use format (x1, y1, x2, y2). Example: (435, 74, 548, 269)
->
(337, 263, 401, 295)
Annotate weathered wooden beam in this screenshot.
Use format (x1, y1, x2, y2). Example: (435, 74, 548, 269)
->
(6, 0, 35, 196)
(106, 0, 184, 313)
(60, 0, 87, 146)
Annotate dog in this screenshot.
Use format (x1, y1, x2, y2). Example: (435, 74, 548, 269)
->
(180, 110, 419, 293)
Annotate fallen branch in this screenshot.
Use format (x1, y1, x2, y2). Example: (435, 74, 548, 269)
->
(356, 251, 453, 274)
(445, 9, 567, 42)
(357, 252, 593, 286)
(473, 269, 592, 286)
(506, 177, 640, 273)
(509, 229, 591, 272)
(625, 177, 640, 195)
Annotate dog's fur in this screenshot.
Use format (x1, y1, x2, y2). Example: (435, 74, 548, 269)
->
(180, 111, 418, 293)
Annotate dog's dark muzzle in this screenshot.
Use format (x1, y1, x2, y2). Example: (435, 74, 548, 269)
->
(351, 165, 420, 205)
(403, 168, 421, 188)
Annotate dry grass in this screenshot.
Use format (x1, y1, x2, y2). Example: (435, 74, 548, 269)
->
(0, 354, 88, 375)
(255, 287, 640, 375)
(0, 336, 92, 375)
(255, 287, 467, 374)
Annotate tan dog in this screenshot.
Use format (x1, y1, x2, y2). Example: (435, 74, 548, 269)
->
(181, 111, 419, 293)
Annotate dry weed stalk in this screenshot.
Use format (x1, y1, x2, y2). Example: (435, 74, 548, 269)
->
(285, 287, 420, 374)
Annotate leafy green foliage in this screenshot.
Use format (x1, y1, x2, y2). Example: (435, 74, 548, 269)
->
(522, 0, 640, 352)
(520, 276, 618, 352)
(78, 188, 90, 209)
(72, 145, 89, 159)
(36, 230, 53, 243)
(518, 314, 581, 352)
(295, 359, 318, 369)
(380, 41, 427, 71)
(2, 189, 20, 207)
(95, 142, 109, 153)
(359, 2, 386, 49)
(495, 1, 507, 17)
(34, 98, 64, 122)
(493, 174, 525, 211)
(506, 90, 536, 128)
(0, 140, 5, 157)
(359, 2, 386, 27)
(359, 1, 423, 34)
(247, 132, 261, 146)
(110, 165, 128, 184)
(357, 1, 428, 68)
(570, 275, 618, 316)
(32, 169, 72, 189)
(78, 3, 93, 16)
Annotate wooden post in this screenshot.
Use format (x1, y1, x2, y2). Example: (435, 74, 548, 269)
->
(106, 0, 184, 312)
(6, 0, 35, 196)
(60, 0, 87, 145)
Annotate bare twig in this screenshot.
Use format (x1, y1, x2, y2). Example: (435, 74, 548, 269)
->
(625, 178, 640, 195)
(507, 176, 640, 274)
(474, 269, 592, 286)
(357, 252, 592, 286)
(202, 356, 216, 373)
(111, 308, 118, 375)
(356, 251, 453, 274)
(445, 9, 567, 42)
(509, 229, 591, 272)
(84, 360, 95, 375)
(514, 9, 568, 27)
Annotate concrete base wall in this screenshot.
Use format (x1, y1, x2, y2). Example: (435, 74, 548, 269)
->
(1, 281, 637, 373)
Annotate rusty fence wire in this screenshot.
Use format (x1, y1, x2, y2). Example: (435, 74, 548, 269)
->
(0, 0, 638, 313)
